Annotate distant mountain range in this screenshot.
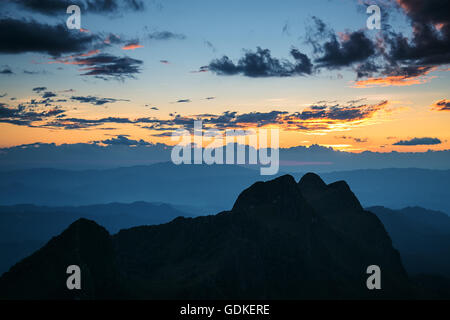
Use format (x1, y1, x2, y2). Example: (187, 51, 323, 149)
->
(370, 206, 450, 277)
(1, 164, 449, 215)
(0, 202, 190, 275)
(318, 168, 450, 214)
(0, 173, 420, 299)
(2, 142, 450, 172)
(0, 163, 260, 213)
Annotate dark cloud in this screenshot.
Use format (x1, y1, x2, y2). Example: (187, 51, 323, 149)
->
(355, 61, 379, 78)
(304, 16, 336, 55)
(191, 66, 209, 73)
(56, 53, 143, 80)
(42, 91, 57, 98)
(393, 137, 442, 146)
(304, 10, 449, 85)
(149, 132, 174, 137)
(208, 47, 312, 77)
(431, 99, 450, 111)
(385, 25, 450, 67)
(23, 70, 48, 75)
(194, 110, 288, 129)
(43, 116, 134, 129)
(7, 0, 72, 15)
(148, 31, 186, 41)
(336, 136, 368, 143)
(288, 100, 388, 122)
(0, 67, 13, 74)
(71, 95, 129, 105)
(63, 117, 133, 125)
(7, 0, 145, 15)
(0, 18, 98, 57)
(372, 0, 450, 79)
(0, 93, 7, 98)
(309, 106, 328, 110)
(32, 87, 47, 93)
(396, 0, 449, 25)
(0, 102, 65, 126)
(123, 0, 145, 11)
(315, 31, 376, 69)
(347, 98, 367, 105)
(303, 16, 383, 78)
(176, 99, 191, 103)
(96, 135, 151, 146)
(233, 111, 288, 126)
(104, 33, 123, 45)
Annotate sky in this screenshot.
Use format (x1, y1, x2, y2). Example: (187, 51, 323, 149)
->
(0, 0, 449, 153)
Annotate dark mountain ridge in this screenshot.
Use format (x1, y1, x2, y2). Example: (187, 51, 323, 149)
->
(0, 174, 413, 299)
(0, 201, 191, 275)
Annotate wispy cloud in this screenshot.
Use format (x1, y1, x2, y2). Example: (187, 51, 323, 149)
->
(71, 95, 130, 106)
(147, 31, 186, 41)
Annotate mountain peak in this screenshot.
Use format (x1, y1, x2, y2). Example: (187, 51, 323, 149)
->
(298, 172, 327, 191)
(328, 180, 351, 192)
(0, 218, 122, 299)
(61, 218, 110, 240)
(298, 173, 362, 213)
(232, 174, 297, 210)
(231, 174, 312, 219)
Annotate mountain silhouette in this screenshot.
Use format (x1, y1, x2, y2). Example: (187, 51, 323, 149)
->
(0, 174, 413, 299)
(0, 202, 191, 275)
(0, 219, 124, 299)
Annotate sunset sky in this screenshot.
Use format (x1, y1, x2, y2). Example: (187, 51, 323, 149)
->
(0, 0, 449, 153)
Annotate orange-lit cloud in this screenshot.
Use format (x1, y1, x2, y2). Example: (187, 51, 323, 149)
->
(80, 49, 100, 57)
(431, 99, 450, 111)
(16, 99, 392, 138)
(122, 43, 144, 50)
(280, 100, 391, 133)
(48, 49, 100, 65)
(353, 74, 435, 88)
